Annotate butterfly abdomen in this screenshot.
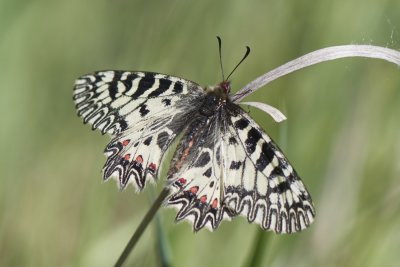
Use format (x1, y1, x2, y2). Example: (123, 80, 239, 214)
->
(168, 116, 209, 179)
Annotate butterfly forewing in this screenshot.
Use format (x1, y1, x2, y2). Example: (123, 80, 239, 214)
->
(74, 71, 205, 190)
(74, 71, 198, 134)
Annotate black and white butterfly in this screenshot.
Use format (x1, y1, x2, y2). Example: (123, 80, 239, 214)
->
(73, 39, 315, 233)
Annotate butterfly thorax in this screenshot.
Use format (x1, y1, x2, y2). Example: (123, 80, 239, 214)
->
(200, 81, 231, 117)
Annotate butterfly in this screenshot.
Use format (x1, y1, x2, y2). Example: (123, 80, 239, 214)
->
(73, 38, 315, 233)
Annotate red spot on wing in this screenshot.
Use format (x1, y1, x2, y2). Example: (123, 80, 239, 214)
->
(200, 195, 207, 203)
(212, 198, 218, 209)
(178, 178, 187, 184)
(135, 155, 143, 164)
(189, 186, 199, 194)
(122, 139, 130, 146)
(148, 162, 157, 172)
(124, 154, 131, 160)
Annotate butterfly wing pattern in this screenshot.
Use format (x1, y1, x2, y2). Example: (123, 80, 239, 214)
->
(74, 71, 204, 190)
(166, 103, 314, 233)
(224, 108, 314, 233)
(74, 69, 315, 233)
(166, 109, 229, 230)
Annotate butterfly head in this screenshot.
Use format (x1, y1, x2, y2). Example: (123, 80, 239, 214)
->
(219, 80, 231, 94)
(216, 36, 250, 97)
(205, 81, 231, 102)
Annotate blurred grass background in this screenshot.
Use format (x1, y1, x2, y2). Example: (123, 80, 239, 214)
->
(1, 0, 400, 266)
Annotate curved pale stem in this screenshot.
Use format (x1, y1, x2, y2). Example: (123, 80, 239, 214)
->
(240, 101, 287, 122)
(232, 45, 400, 103)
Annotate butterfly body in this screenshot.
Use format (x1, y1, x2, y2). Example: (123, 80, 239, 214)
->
(74, 70, 315, 233)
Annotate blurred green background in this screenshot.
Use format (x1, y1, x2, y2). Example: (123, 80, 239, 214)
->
(1, 0, 400, 266)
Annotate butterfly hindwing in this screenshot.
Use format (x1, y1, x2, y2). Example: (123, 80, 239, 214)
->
(74, 71, 205, 190)
(103, 117, 176, 190)
(224, 108, 315, 233)
(166, 104, 315, 233)
(167, 115, 229, 230)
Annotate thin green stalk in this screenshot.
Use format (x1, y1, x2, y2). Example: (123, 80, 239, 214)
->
(155, 209, 172, 267)
(243, 229, 272, 267)
(114, 187, 170, 267)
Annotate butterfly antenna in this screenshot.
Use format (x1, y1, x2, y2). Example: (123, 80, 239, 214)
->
(226, 45, 251, 81)
(217, 36, 225, 81)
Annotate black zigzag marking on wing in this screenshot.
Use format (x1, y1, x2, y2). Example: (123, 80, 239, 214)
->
(73, 71, 199, 135)
(165, 109, 247, 231)
(74, 70, 207, 190)
(103, 139, 145, 189)
(166, 115, 222, 231)
(102, 109, 204, 190)
(224, 106, 315, 233)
